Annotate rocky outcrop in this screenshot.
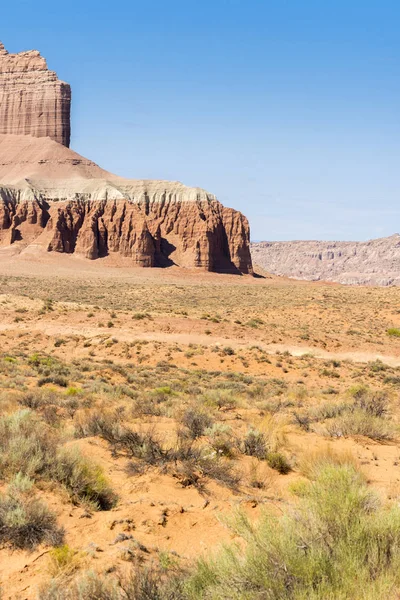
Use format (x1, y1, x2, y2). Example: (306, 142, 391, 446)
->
(251, 237, 400, 286)
(0, 41, 252, 274)
(0, 183, 252, 272)
(0, 42, 71, 146)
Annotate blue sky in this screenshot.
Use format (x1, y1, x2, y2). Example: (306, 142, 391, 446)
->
(2, 0, 400, 241)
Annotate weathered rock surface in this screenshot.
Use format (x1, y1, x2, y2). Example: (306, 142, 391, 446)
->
(0, 41, 252, 274)
(251, 237, 400, 286)
(0, 42, 71, 146)
(0, 135, 252, 273)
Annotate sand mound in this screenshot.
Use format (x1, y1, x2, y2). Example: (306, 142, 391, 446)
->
(0, 134, 114, 184)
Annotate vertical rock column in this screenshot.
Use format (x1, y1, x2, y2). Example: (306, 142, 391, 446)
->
(0, 42, 71, 147)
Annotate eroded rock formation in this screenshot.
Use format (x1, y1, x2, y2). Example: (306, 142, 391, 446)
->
(0, 135, 252, 272)
(0, 183, 252, 272)
(251, 237, 400, 286)
(0, 42, 252, 274)
(0, 42, 71, 146)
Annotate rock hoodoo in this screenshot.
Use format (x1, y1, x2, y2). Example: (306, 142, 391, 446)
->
(0, 43, 252, 274)
(0, 42, 71, 146)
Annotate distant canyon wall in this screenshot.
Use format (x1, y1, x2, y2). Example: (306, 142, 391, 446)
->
(251, 237, 400, 286)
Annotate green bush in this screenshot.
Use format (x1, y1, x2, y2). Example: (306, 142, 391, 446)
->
(242, 428, 268, 459)
(387, 328, 400, 337)
(0, 474, 64, 550)
(266, 451, 291, 474)
(0, 410, 56, 478)
(53, 447, 117, 510)
(186, 463, 400, 600)
(326, 409, 396, 441)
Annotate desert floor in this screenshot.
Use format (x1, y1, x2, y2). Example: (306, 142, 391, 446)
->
(1, 252, 400, 598)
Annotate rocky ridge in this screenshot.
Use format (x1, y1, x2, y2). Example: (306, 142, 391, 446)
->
(251, 237, 400, 286)
(0, 42, 71, 146)
(0, 135, 252, 272)
(0, 42, 252, 273)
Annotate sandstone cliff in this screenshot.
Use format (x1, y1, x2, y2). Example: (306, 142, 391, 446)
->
(0, 42, 71, 146)
(0, 41, 252, 274)
(0, 135, 252, 273)
(251, 237, 400, 286)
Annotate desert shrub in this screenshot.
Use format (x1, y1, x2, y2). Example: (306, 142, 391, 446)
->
(326, 410, 396, 441)
(48, 544, 84, 577)
(311, 401, 350, 421)
(0, 474, 64, 550)
(39, 571, 119, 600)
(205, 424, 236, 458)
(201, 390, 238, 411)
(74, 411, 119, 441)
(242, 428, 268, 459)
(18, 389, 54, 410)
(112, 427, 167, 465)
(196, 453, 241, 490)
(186, 463, 400, 600)
(350, 386, 389, 418)
(53, 447, 116, 510)
(300, 447, 360, 480)
(387, 328, 400, 337)
(266, 451, 291, 474)
(38, 376, 69, 388)
(39, 567, 184, 600)
(293, 411, 311, 431)
(0, 410, 56, 478)
(181, 408, 213, 439)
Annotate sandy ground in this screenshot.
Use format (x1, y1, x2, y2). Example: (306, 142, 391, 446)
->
(1, 253, 400, 598)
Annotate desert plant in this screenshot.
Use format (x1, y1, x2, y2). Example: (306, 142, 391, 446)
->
(181, 408, 213, 439)
(0, 410, 57, 478)
(186, 463, 400, 600)
(53, 447, 116, 510)
(242, 428, 268, 459)
(0, 474, 64, 550)
(326, 410, 396, 441)
(266, 451, 291, 474)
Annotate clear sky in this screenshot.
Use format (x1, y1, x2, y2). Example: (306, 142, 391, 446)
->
(2, 0, 400, 241)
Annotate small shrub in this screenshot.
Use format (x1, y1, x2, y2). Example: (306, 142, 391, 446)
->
(0, 474, 64, 550)
(327, 410, 396, 441)
(205, 424, 236, 458)
(181, 408, 213, 439)
(0, 410, 56, 478)
(242, 428, 268, 459)
(38, 376, 68, 388)
(387, 328, 400, 337)
(48, 544, 83, 577)
(352, 387, 389, 418)
(266, 451, 291, 474)
(53, 447, 116, 510)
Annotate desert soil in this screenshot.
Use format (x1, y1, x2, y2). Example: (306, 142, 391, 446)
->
(1, 252, 400, 598)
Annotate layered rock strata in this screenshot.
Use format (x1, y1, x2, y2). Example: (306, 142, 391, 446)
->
(0, 40, 252, 274)
(0, 136, 252, 273)
(0, 42, 71, 146)
(251, 237, 400, 286)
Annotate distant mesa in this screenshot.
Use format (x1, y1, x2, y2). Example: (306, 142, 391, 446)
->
(0, 42, 253, 274)
(251, 236, 400, 286)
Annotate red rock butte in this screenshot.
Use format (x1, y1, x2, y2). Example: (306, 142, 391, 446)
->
(0, 42, 253, 274)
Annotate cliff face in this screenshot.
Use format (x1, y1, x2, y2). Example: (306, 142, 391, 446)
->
(251, 237, 400, 286)
(0, 184, 252, 273)
(0, 42, 71, 146)
(0, 41, 253, 274)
